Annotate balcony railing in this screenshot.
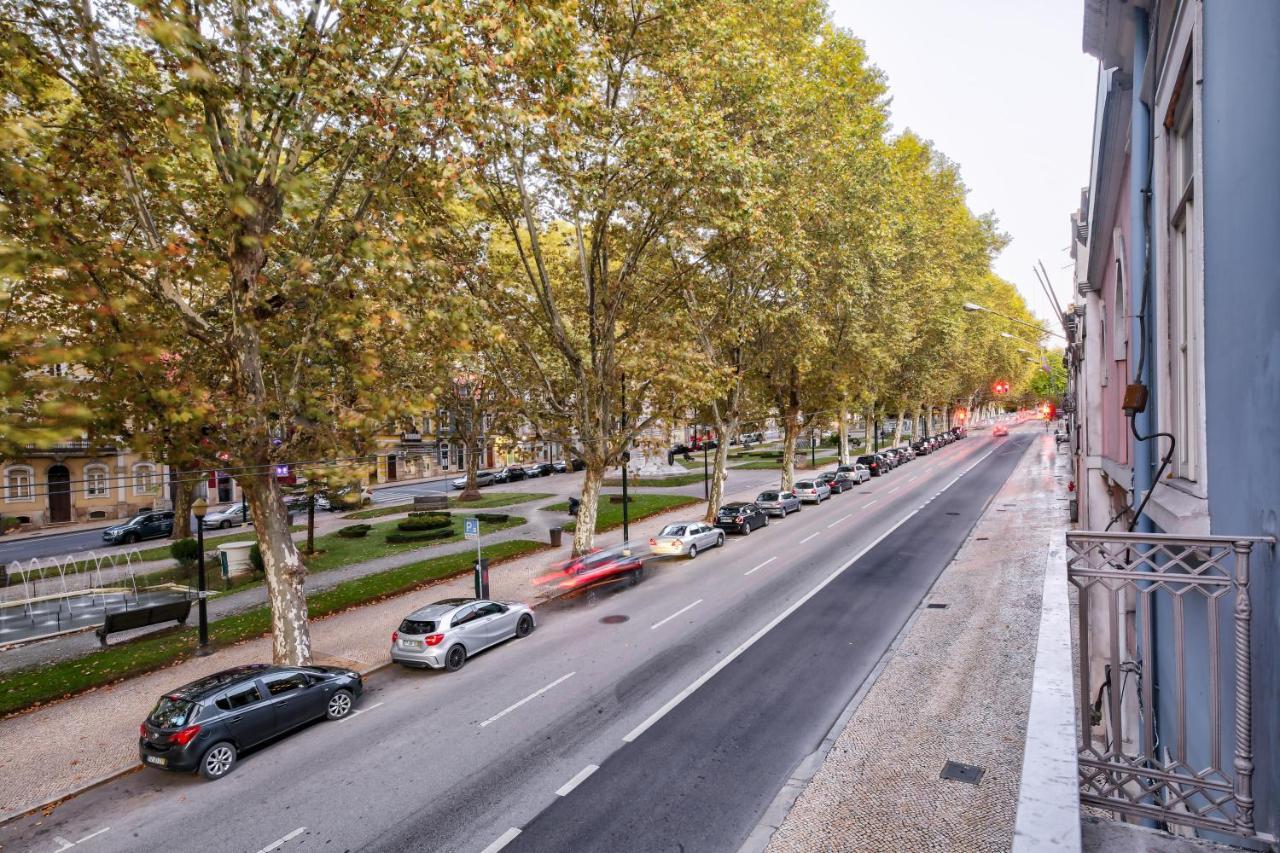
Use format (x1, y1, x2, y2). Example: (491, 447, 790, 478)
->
(1066, 530, 1274, 839)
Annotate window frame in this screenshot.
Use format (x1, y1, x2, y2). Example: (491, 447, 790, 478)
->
(132, 463, 159, 497)
(84, 464, 110, 498)
(1112, 229, 1129, 361)
(3, 466, 34, 502)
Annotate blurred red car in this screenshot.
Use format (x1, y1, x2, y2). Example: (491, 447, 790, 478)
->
(992, 424, 1009, 437)
(533, 547, 644, 590)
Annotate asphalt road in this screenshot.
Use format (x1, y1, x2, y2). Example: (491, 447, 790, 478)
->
(0, 429, 1032, 853)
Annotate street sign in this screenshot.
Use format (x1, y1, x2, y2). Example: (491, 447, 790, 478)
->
(464, 517, 480, 540)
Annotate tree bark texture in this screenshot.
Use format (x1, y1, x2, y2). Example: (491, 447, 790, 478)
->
(242, 470, 311, 665)
(572, 464, 603, 556)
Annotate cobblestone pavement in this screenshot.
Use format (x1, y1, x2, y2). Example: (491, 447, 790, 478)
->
(763, 432, 1069, 853)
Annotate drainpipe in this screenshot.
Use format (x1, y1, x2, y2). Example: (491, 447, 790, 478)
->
(1129, 6, 1154, 534)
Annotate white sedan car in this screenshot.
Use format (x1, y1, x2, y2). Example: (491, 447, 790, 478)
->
(649, 521, 725, 559)
(201, 504, 252, 529)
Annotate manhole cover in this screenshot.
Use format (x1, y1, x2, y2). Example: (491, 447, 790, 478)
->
(926, 602, 949, 609)
(945, 512, 960, 516)
(940, 760, 985, 785)
(600, 615, 629, 624)
(975, 536, 989, 541)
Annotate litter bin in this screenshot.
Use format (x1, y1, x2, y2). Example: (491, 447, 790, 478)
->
(549, 526, 563, 547)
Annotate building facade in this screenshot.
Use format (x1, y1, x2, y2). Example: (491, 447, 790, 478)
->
(1, 442, 167, 529)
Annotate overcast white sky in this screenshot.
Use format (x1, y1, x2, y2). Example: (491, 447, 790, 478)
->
(827, 0, 1098, 329)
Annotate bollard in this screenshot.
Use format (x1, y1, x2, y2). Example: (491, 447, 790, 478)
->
(474, 557, 489, 599)
(549, 526, 563, 547)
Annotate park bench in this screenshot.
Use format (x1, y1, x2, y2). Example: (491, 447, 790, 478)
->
(96, 599, 193, 647)
(413, 493, 449, 510)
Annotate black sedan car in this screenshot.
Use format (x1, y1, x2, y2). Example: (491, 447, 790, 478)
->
(817, 471, 852, 494)
(139, 664, 363, 781)
(553, 458, 587, 473)
(526, 463, 556, 477)
(856, 454, 886, 477)
(492, 466, 528, 483)
(714, 501, 769, 535)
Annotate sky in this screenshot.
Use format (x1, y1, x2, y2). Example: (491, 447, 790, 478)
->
(827, 0, 1099, 331)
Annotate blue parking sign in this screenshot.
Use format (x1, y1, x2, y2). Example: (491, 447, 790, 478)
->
(464, 517, 480, 540)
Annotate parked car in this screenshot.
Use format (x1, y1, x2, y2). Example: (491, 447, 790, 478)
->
(911, 439, 930, 455)
(390, 598, 536, 672)
(714, 501, 769, 535)
(952, 426, 968, 439)
(1055, 430, 1070, 445)
(899, 445, 916, 461)
(993, 424, 1009, 437)
(139, 664, 363, 781)
(322, 486, 373, 510)
(855, 454, 885, 477)
(833, 471, 863, 491)
(817, 471, 852, 494)
(534, 546, 644, 590)
(201, 504, 251, 530)
(755, 489, 802, 517)
(492, 466, 528, 484)
(553, 458, 586, 473)
(451, 470, 498, 490)
(792, 479, 831, 504)
(649, 521, 725, 558)
(526, 463, 556, 478)
(103, 511, 175, 545)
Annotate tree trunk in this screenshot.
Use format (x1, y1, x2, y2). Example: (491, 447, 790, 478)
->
(780, 413, 800, 492)
(891, 409, 905, 448)
(705, 430, 733, 522)
(170, 473, 195, 539)
(459, 437, 481, 502)
(863, 405, 874, 449)
(241, 471, 312, 665)
(572, 463, 603, 556)
(838, 407, 850, 464)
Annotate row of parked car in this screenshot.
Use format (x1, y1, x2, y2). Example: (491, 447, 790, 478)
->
(450, 459, 585, 490)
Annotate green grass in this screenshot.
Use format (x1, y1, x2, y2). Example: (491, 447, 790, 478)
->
(544, 493, 700, 533)
(302, 514, 524, 572)
(0, 539, 547, 717)
(602, 472, 707, 487)
(343, 492, 553, 519)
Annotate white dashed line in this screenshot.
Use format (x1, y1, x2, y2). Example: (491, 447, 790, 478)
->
(799, 532, 821, 544)
(651, 599, 703, 630)
(54, 828, 111, 851)
(827, 514, 852, 528)
(887, 486, 900, 494)
(556, 764, 600, 796)
(744, 557, 777, 576)
(480, 828, 522, 853)
(861, 499, 878, 509)
(337, 700, 384, 723)
(480, 672, 576, 727)
(255, 827, 306, 853)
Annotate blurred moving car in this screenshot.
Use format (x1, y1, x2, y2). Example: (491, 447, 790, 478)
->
(201, 504, 251, 529)
(534, 546, 645, 591)
(649, 521, 725, 558)
(139, 664, 363, 781)
(103, 511, 175, 545)
(993, 424, 1009, 437)
(792, 479, 831, 504)
(390, 598, 536, 672)
(755, 490, 801, 517)
(714, 501, 769, 535)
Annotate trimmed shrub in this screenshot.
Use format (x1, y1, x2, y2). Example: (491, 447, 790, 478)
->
(249, 544, 265, 573)
(473, 512, 510, 521)
(337, 524, 372, 539)
(169, 538, 200, 566)
(386, 528, 454, 544)
(398, 515, 452, 532)
(606, 496, 633, 505)
(408, 511, 451, 519)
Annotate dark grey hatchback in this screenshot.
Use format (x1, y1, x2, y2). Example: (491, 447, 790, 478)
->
(139, 664, 363, 780)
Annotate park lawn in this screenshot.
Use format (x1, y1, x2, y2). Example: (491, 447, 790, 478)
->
(602, 472, 707, 487)
(544, 493, 700, 533)
(303, 514, 524, 572)
(0, 538, 547, 717)
(344, 492, 553, 519)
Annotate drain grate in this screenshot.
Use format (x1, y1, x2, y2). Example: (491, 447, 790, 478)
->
(926, 602, 948, 610)
(599, 615, 629, 624)
(940, 760, 985, 785)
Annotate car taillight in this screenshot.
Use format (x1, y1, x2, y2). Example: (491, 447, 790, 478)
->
(648, 538, 657, 546)
(392, 630, 399, 643)
(424, 633, 445, 646)
(140, 723, 147, 738)
(734, 516, 744, 523)
(171, 724, 201, 746)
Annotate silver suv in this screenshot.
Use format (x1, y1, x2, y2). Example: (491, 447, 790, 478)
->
(390, 598, 536, 672)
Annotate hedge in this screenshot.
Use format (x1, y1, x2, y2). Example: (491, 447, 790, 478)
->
(398, 515, 452, 531)
(337, 524, 373, 539)
(408, 510, 451, 519)
(472, 512, 509, 522)
(385, 528, 455, 544)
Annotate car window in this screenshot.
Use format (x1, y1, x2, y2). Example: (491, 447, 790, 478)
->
(660, 525, 687, 536)
(451, 605, 476, 626)
(147, 695, 197, 728)
(398, 618, 436, 635)
(262, 671, 309, 697)
(215, 684, 263, 711)
(758, 492, 778, 501)
(476, 603, 505, 618)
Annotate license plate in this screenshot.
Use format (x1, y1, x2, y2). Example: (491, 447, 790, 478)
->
(399, 639, 422, 649)
(145, 755, 167, 766)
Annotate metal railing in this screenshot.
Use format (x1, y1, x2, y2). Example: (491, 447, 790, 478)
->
(1066, 531, 1274, 838)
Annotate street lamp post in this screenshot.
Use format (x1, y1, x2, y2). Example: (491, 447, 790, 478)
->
(962, 302, 1066, 340)
(191, 497, 211, 656)
(620, 377, 630, 543)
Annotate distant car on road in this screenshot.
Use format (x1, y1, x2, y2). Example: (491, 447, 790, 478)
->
(715, 501, 769, 535)
(139, 664, 363, 781)
(792, 479, 831, 504)
(201, 504, 251, 530)
(451, 471, 498, 490)
(993, 424, 1009, 437)
(649, 521, 725, 558)
(817, 471, 852, 494)
(836, 463, 871, 484)
(553, 458, 586, 473)
(526, 463, 556, 477)
(755, 490, 801, 517)
(856, 454, 885, 477)
(492, 466, 528, 484)
(103, 511, 175, 545)
(390, 598, 536, 672)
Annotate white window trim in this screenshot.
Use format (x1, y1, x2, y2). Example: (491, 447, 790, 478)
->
(1151, 0, 1208, 498)
(84, 464, 110, 498)
(4, 465, 35, 503)
(132, 463, 159, 496)
(1112, 228, 1129, 361)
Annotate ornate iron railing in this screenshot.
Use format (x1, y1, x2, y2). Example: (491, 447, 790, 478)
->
(1066, 531, 1273, 837)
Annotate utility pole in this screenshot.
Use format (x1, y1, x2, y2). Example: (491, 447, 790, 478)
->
(620, 375, 630, 543)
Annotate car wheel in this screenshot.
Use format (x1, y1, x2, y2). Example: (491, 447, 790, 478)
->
(515, 614, 534, 638)
(716, 534, 725, 548)
(220, 520, 231, 529)
(124, 532, 138, 544)
(445, 645, 467, 672)
(199, 742, 237, 781)
(325, 689, 354, 720)
(761, 515, 769, 527)
(688, 544, 698, 560)
(740, 522, 751, 536)
(779, 507, 787, 518)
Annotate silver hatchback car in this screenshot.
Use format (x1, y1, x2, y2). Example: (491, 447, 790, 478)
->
(649, 521, 725, 558)
(755, 490, 802, 517)
(391, 598, 536, 672)
(793, 479, 831, 503)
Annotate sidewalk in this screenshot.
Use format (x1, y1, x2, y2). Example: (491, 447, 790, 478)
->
(757, 432, 1069, 853)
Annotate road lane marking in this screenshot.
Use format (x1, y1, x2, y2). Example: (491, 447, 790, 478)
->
(799, 531, 821, 544)
(621, 442, 1002, 745)
(337, 700, 384, 723)
(651, 599, 703, 630)
(861, 499, 878, 509)
(53, 828, 111, 851)
(888, 486, 900, 494)
(908, 476, 919, 483)
(76, 829, 110, 845)
(256, 827, 306, 853)
(556, 764, 600, 796)
(481, 828, 522, 853)
(744, 557, 777, 576)
(480, 672, 576, 727)
(827, 514, 852, 528)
